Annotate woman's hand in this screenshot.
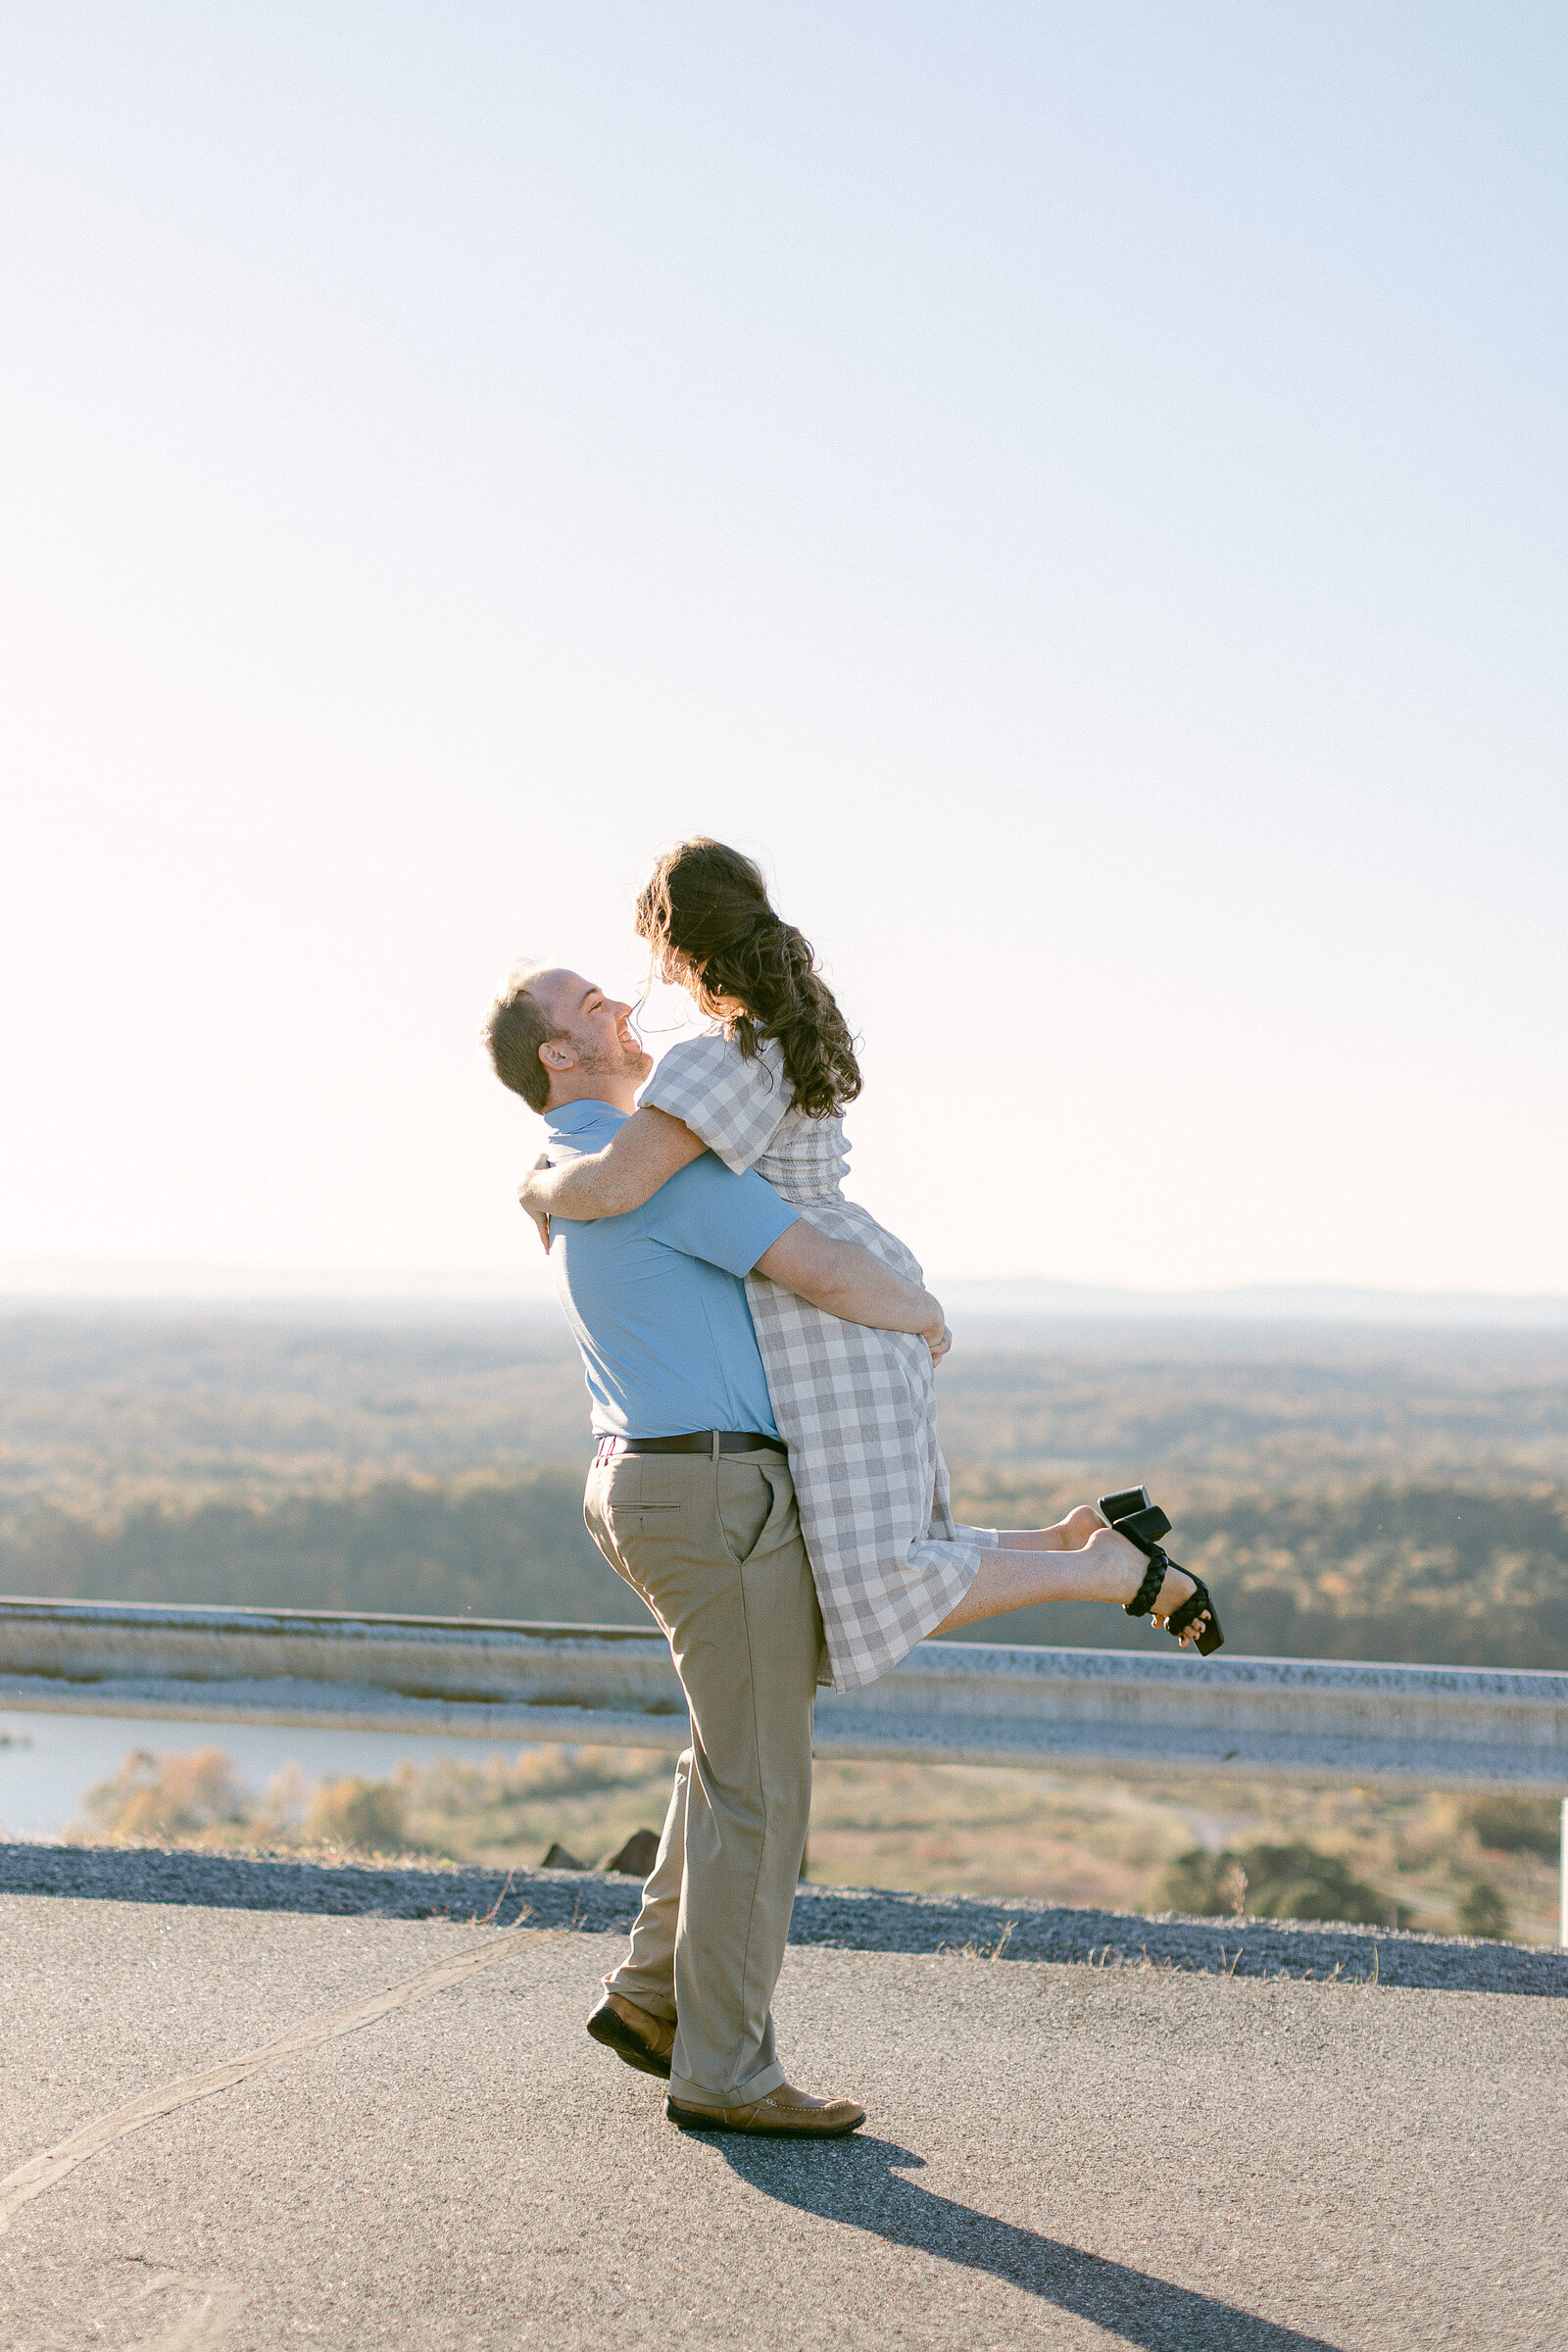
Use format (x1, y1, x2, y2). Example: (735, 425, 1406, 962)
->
(926, 1319, 953, 1367)
(518, 1156, 553, 1254)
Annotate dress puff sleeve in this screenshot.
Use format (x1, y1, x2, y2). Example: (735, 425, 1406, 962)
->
(637, 1032, 794, 1175)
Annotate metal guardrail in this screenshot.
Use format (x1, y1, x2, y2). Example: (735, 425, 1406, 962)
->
(4, 1593, 1567, 1784)
(4, 1595, 1566, 1937)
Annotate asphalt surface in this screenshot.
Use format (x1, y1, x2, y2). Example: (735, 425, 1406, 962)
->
(3, 1870, 1566, 2349)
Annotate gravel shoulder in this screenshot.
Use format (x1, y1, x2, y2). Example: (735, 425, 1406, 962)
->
(3, 1839, 1565, 1994)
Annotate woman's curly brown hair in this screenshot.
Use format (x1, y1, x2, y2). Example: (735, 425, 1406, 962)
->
(634, 839, 862, 1119)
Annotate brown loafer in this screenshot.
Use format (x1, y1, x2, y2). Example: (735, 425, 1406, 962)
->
(666, 2080, 865, 2137)
(586, 1992, 676, 2081)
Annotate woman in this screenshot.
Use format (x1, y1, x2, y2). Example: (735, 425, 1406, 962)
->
(519, 838, 1216, 1691)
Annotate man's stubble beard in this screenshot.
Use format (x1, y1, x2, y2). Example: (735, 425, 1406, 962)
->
(574, 1037, 654, 1087)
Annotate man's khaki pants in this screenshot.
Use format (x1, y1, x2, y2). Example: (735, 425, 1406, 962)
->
(583, 1444, 823, 2108)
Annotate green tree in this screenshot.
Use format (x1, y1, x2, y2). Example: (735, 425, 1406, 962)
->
(1459, 1796, 1558, 1861)
(1157, 1839, 1388, 1926)
(1456, 1880, 1510, 1939)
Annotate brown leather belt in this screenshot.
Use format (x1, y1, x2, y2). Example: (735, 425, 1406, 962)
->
(594, 1429, 787, 1461)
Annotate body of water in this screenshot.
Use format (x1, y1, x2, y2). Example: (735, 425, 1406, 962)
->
(0, 1711, 550, 1839)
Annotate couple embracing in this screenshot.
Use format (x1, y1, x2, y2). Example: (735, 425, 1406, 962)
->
(484, 838, 1219, 2140)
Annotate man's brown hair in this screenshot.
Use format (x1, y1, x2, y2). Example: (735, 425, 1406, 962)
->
(482, 967, 565, 1113)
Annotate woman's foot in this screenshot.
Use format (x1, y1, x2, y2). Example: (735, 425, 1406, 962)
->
(1152, 1560, 1211, 1646)
(1084, 1528, 1213, 1646)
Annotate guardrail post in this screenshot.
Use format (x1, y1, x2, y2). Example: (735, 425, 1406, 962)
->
(1561, 1797, 1568, 1949)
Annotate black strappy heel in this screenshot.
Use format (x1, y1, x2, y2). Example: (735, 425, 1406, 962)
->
(1099, 1486, 1225, 1656)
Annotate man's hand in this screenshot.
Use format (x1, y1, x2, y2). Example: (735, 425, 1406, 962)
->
(927, 1321, 953, 1367)
(518, 1155, 552, 1254)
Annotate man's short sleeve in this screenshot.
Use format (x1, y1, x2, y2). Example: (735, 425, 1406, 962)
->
(647, 1155, 799, 1277)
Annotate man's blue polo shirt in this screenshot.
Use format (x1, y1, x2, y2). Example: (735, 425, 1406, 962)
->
(543, 1099, 799, 1440)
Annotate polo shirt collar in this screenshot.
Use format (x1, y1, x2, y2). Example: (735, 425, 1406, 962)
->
(545, 1098, 626, 1143)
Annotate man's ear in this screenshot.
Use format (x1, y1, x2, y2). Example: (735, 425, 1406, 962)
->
(539, 1038, 574, 1073)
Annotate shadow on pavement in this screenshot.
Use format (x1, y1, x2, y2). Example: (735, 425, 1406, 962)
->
(715, 2134, 1346, 2352)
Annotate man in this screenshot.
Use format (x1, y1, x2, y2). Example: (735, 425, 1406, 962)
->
(483, 964, 947, 2138)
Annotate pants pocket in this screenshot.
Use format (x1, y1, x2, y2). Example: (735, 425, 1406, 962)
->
(585, 1459, 688, 1601)
(717, 1462, 797, 1567)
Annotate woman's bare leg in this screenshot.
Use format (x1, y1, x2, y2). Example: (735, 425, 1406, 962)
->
(931, 1525, 1209, 1645)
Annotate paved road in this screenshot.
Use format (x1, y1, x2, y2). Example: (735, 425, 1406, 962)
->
(2, 1889, 1565, 2352)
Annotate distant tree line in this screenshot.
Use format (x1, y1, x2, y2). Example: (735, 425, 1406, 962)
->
(1, 1470, 651, 1628)
(4, 1473, 1566, 1667)
(941, 1482, 1568, 1667)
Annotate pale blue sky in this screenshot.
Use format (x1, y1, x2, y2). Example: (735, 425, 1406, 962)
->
(2, 4, 1563, 1292)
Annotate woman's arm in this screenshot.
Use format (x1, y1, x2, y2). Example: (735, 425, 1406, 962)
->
(519, 1106, 707, 1226)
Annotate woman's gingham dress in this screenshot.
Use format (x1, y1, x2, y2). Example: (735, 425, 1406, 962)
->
(639, 1033, 996, 1691)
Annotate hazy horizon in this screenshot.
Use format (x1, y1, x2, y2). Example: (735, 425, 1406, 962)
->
(5, 1257, 1568, 1328)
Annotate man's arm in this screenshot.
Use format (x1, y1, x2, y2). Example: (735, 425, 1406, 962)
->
(755, 1225, 950, 1362)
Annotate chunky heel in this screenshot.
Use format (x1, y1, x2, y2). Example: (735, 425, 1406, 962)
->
(1099, 1488, 1225, 1656)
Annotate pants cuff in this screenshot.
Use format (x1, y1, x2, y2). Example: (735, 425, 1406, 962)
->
(603, 1969, 677, 2025)
(668, 2057, 787, 2108)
